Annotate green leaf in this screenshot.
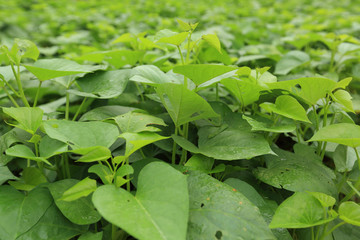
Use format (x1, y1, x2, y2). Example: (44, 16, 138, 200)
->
(333, 145, 357, 172)
(243, 115, 296, 133)
(114, 111, 166, 133)
(47, 179, 101, 225)
(43, 120, 119, 150)
(254, 146, 337, 196)
(339, 202, 360, 226)
(120, 132, 169, 157)
(79, 105, 137, 121)
(24, 58, 103, 81)
(267, 77, 337, 106)
(6, 145, 51, 165)
(61, 177, 97, 201)
(187, 171, 275, 239)
(173, 114, 273, 160)
(177, 19, 198, 32)
(173, 64, 237, 86)
(184, 154, 214, 173)
(92, 162, 189, 240)
(307, 191, 336, 208)
(68, 70, 131, 99)
(39, 135, 68, 158)
(260, 95, 311, 123)
(332, 89, 354, 113)
(274, 50, 310, 75)
(3, 107, 43, 134)
(0, 166, 18, 185)
(156, 83, 219, 127)
(105, 50, 145, 68)
(88, 164, 113, 185)
(78, 232, 103, 240)
(114, 165, 134, 188)
(202, 33, 222, 54)
(14, 39, 40, 61)
(157, 32, 189, 46)
(16, 200, 88, 240)
(0, 186, 53, 240)
(71, 146, 111, 163)
(225, 178, 292, 240)
(269, 192, 337, 228)
(130, 65, 177, 86)
(0, 66, 26, 81)
(221, 78, 263, 106)
(308, 123, 360, 148)
(8, 167, 47, 191)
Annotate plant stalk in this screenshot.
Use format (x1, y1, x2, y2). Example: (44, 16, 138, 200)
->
(33, 81, 42, 107)
(72, 97, 87, 121)
(11, 62, 30, 107)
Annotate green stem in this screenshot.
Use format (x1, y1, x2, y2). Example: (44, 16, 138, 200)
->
(337, 171, 348, 193)
(311, 227, 314, 240)
(135, 83, 145, 102)
(2, 87, 19, 107)
(63, 153, 71, 178)
(295, 122, 302, 143)
(0, 77, 20, 97)
(186, 31, 192, 64)
(139, 149, 146, 159)
(346, 180, 360, 197)
(72, 97, 87, 121)
(322, 222, 346, 239)
(180, 123, 189, 165)
(11, 62, 30, 107)
(126, 157, 130, 192)
(177, 45, 185, 65)
(172, 127, 178, 164)
(215, 83, 219, 101)
(65, 91, 70, 120)
(112, 224, 117, 240)
(33, 81, 42, 107)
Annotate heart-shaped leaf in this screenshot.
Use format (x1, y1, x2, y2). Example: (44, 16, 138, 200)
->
(114, 111, 166, 133)
(187, 170, 275, 239)
(92, 162, 189, 240)
(43, 120, 119, 150)
(3, 107, 43, 134)
(269, 192, 337, 228)
(156, 83, 219, 127)
(339, 202, 360, 226)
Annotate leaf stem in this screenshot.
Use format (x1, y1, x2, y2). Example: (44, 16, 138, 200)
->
(179, 123, 189, 165)
(177, 45, 185, 65)
(340, 147, 360, 203)
(65, 91, 70, 120)
(72, 97, 87, 121)
(2, 86, 19, 107)
(11, 62, 30, 107)
(321, 222, 345, 239)
(33, 81, 42, 107)
(172, 127, 178, 164)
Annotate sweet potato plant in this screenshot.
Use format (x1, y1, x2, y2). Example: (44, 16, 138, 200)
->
(1, 1, 360, 240)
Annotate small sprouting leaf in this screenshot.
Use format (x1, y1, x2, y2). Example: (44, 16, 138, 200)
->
(269, 192, 337, 229)
(339, 202, 360, 226)
(308, 123, 360, 148)
(307, 192, 336, 208)
(202, 33, 222, 54)
(114, 165, 134, 188)
(61, 177, 97, 202)
(260, 95, 311, 123)
(88, 164, 113, 185)
(157, 32, 189, 46)
(3, 107, 43, 134)
(236, 66, 251, 76)
(114, 111, 166, 133)
(177, 19, 198, 32)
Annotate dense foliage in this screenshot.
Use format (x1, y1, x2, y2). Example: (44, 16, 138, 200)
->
(1, 0, 360, 239)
